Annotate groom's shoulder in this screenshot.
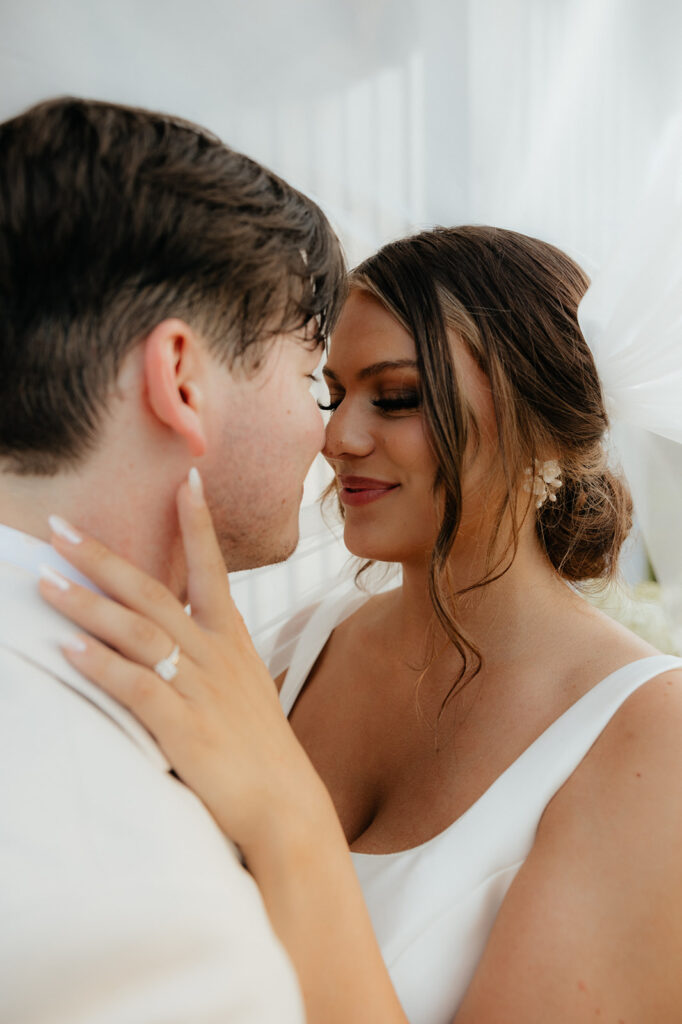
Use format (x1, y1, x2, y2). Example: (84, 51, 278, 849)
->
(0, 643, 228, 851)
(0, 642, 305, 1023)
(0, 639, 231, 866)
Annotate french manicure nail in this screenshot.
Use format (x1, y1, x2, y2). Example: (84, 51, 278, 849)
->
(39, 564, 70, 591)
(188, 466, 204, 501)
(62, 635, 87, 653)
(48, 515, 82, 544)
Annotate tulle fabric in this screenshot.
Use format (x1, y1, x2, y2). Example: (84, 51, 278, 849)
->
(577, 114, 682, 647)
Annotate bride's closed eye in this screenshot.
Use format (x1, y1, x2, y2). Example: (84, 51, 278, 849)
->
(372, 390, 422, 415)
(318, 390, 422, 415)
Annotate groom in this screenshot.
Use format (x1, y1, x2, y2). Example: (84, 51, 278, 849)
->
(0, 97, 344, 1021)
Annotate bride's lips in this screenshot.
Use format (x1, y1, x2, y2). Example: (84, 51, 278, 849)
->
(338, 475, 400, 507)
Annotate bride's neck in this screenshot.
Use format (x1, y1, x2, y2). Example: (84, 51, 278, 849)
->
(394, 531, 576, 668)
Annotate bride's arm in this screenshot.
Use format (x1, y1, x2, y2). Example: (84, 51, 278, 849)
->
(39, 477, 408, 1024)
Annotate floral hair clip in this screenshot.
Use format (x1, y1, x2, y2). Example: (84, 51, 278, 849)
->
(523, 458, 562, 509)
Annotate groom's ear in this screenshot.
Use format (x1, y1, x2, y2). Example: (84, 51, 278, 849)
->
(143, 319, 208, 457)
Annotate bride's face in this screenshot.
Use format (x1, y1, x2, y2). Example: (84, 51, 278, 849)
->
(322, 290, 501, 567)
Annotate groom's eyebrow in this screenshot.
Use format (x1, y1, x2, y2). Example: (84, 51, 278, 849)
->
(323, 359, 418, 382)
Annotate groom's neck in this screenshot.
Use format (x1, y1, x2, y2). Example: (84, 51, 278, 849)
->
(0, 458, 187, 598)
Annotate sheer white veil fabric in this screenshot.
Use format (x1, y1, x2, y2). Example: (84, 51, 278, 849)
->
(256, 116, 682, 669)
(578, 116, 682, 645)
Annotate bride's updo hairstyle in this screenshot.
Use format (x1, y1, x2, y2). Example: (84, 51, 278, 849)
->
(347, 226, 632, 701)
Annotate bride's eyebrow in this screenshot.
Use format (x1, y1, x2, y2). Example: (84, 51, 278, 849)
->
(323, 359, 419, 383)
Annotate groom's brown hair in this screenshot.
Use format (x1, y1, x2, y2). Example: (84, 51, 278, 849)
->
(0, 97, 345, 475)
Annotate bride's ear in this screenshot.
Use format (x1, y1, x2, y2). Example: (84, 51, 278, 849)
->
(143, 319, 208, 457)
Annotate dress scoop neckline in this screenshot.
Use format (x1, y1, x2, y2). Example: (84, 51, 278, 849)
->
(349, 654, 672, 860)
(280, 588, 682, 862)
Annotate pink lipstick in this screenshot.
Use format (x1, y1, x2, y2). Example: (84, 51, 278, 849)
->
(338, 475, 400, 507)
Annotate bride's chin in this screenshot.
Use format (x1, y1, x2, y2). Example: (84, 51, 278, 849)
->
(342, 532, 408, 564)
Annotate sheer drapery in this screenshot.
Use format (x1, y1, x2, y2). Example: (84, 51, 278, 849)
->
(2, 0, 680, 634)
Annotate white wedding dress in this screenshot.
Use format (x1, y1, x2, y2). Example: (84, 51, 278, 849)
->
(273, 585, 682, 1024)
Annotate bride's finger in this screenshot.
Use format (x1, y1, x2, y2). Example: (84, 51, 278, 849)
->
(177, 468, 234, 632)
(47, 514, 192, 642)
(59, 631, 185, 742)
(38, 565, 188, 670)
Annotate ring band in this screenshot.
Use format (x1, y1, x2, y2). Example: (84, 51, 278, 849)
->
(153, 643, 180, 682)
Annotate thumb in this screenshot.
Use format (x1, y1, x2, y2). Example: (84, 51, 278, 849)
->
(177, 467, 234, 632)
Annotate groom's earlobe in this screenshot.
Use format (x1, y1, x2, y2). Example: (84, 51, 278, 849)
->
(143, 319, 208, 457)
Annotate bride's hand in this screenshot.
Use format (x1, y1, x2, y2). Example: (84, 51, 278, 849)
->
(38, 469, 315, 857)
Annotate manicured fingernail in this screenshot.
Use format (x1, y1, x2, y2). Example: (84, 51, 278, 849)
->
(188, 467, 204, 502)
(62, 635, 87, 653)
(39, 564, 70, 591)
(48, 515, 82, 544)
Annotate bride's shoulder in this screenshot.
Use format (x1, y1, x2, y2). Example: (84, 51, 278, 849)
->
(268, 585, 393, 689)
(544, 643, 682, 846)
(591, 658, 682, 779)
(267, 599, 326, 689)
(538, 594, 682, 840)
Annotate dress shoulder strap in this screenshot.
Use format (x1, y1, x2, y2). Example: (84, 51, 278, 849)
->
(278, 587, 371, 717)
(476, 654, 682, 846)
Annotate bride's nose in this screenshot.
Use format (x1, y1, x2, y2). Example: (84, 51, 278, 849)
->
(322, 404, 375, 461)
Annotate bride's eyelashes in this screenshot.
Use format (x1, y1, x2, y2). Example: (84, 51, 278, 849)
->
(317, 390, 422, 415)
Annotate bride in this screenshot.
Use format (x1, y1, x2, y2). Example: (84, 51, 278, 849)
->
(40, 226, 682, 1023)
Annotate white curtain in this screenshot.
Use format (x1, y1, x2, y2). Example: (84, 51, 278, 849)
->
(2, 0, 681, 633)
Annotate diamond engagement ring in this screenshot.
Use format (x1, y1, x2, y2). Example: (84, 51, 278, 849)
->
(153, 643, 181, 682)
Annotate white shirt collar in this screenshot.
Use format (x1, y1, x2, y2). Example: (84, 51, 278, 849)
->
(0, 522, 169, 771)
(0, 521, 103, 591)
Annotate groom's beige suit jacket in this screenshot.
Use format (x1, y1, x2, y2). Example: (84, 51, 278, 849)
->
(0, 526, 304, 1024)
